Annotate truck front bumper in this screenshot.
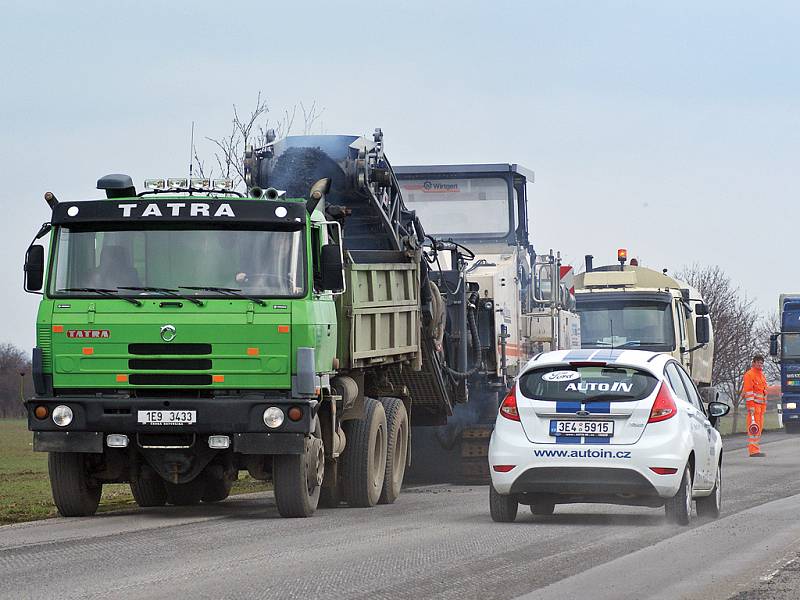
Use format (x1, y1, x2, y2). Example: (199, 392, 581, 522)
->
(26, 395, 316, 455)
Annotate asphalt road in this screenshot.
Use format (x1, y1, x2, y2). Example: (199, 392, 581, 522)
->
(2, 430, 799, 600)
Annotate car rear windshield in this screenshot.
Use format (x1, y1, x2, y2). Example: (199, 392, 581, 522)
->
(518, 365, 659, 402)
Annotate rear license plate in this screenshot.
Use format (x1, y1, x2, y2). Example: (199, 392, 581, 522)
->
(137, 410, 196, 426)
(549, 419, 613, 437)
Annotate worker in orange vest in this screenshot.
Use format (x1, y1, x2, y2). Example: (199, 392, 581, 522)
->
(742, 354, 768, 457)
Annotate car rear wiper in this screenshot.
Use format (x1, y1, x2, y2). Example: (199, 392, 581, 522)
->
(178, 286, 267, 307)
(60, 287, 143, 306)
(119, 287, 204, 306)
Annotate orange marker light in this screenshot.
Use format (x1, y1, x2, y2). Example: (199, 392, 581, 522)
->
(34, 405, 49, 419)
(116, 374, 128, 383)
(617, 248, 628, 262)
(278, 325, 290, 334)
(52, 325, 64, 333)
(213, 375, 225, 383)
(246, 347, 259, 356)
(82, 347, 94, 355)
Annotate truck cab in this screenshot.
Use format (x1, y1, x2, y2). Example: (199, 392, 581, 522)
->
(23, 174, 347, 517)
(574, 256, 714, 396)
(770, 294, 800, 432)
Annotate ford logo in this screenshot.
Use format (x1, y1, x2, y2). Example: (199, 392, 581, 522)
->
(160, 324, 177, 342)
(575, 410, 590, 416)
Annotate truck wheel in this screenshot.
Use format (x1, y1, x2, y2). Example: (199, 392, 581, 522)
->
(319, 460, 342, 508)
(785, 422, 800, 434)
(202, 473, 234, 503)
(489, 482, 518, 523)
(696, 462, 722, 518)
(273, 420, 324, 517)
(165, 478, 205, 506)
(342, 397, 387, 508)
(378, 397, 409, 505)
(130, 467, 167, 507)
(665, 464, 693, 525)
(48, 452, 102, 517)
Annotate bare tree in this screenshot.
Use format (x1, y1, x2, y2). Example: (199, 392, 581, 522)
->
(678, 264, 764, 429)
(0, 343, 32, 418)
(196, 93, 324, 188)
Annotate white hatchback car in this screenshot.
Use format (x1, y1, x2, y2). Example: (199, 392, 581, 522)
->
(488, 349, 729, 524)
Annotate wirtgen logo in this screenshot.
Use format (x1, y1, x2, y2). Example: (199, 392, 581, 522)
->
(422, 181, 459, 192)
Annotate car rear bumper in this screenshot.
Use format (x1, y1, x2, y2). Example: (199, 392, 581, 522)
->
(489, 419, 686, 500)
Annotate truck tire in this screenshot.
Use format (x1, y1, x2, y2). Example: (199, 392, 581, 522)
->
(273, 420, 324, 518)
(202, 473, 234, 503)
(318, 481, 341, 508)
(696, 462, 722, 518)
(342, 397, 387, 508)
(48, 452, 102, 517)
(130, 467, 167, 507)
(785, 422, 800, 434)
(665, 464, 693, 525)
(378, 397, 409, 505)
(165, 478, 205, 506)
(489, 482, 518, 523)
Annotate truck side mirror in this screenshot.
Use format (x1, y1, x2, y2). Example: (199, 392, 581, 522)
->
(695, 316, 710, 345)
(24, 244, 45, 292)
(695, 303, 709, 316)
(770, 333, 779, 357)
(320, 243, 344, 292)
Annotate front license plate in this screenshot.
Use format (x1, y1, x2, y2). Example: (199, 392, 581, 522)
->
(549, 419, 614, 437)
(137, 410, 196, 426)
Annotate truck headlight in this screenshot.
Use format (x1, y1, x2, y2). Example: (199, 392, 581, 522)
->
(785, 402, 797, 410)
(263, 407, 284, 429)
(52, 405, 73, 427)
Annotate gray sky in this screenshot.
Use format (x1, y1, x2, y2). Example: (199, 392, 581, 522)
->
(1, 0, 797, 349)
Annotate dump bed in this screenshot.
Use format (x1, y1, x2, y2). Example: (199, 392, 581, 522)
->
(337, 260, 421, 370)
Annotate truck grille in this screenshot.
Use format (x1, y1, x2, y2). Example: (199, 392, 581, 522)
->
(128, 343, 212, 355)
(129, 359, 211, 370)
(129, 374, 212, 386)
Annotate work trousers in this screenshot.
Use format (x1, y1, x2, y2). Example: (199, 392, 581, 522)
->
(747, 403, 765, 455)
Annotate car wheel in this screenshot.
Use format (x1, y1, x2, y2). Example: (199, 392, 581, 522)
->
(530, 501, 555, 516)
(665, 464, 692, 525)
(696, 462, 722, 518)
(489, 483, 518, 523)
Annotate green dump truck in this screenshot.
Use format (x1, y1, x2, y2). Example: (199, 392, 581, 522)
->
(23, 130, 469, 518)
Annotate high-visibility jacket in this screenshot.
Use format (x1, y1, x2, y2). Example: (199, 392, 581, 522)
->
(742, 367, 768, 410)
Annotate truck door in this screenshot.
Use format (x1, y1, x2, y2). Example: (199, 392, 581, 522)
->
(675, 301, 690, 370)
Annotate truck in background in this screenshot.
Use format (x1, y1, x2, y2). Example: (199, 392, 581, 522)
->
(396, 164, 579, 482)
(770, 294, 800, 432)
(573, 251, 714, 398)
(22, 130, 481, 518)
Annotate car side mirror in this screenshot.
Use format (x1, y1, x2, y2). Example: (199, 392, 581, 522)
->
(320, 243, 344, 292)
(770, 333, 779, 357)
(707, 401, 730, 426)
(24, 244, 45, 292)
(695, 316, 710, 345)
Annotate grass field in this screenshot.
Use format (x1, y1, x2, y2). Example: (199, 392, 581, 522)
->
(0, 419, 268, 525)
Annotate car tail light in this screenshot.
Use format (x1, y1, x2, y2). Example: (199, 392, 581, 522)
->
(499, 385, 520, 421)
(650, 467, 678, 475)
(493, 465, 516, 473)
(648, 382, 677, 423)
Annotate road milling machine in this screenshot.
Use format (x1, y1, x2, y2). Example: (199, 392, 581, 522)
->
(396, 164, 580, 483)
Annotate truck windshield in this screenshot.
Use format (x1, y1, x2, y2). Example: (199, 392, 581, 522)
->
(49, 227, 306, 299)
(399, 177, 511, 238)
(783, 333, 800, 358)
(576, 299, 675, 351)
